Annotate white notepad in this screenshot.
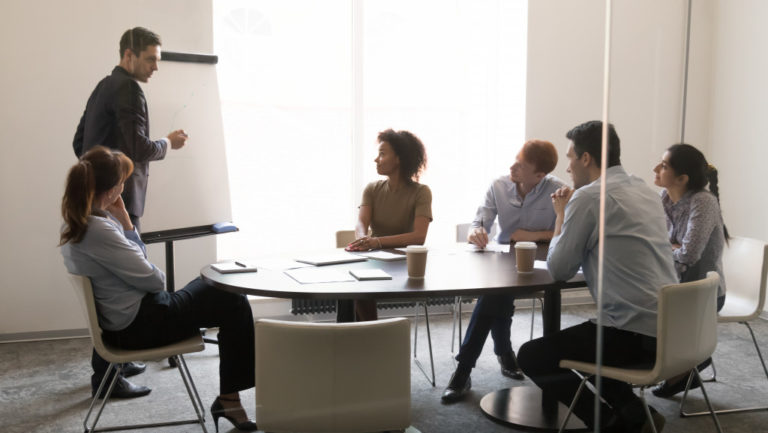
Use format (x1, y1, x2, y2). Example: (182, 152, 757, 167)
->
(211, 261, 258, 274)
(349, 269, 392, 281)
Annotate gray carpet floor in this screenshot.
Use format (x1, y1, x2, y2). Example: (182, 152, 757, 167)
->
(1, 304, 767, 433)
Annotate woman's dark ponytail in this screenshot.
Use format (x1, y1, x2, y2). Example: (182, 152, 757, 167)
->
(705, 163, 730, 241)
(59, 146, 134, 245)
(60, 160, 95, 245)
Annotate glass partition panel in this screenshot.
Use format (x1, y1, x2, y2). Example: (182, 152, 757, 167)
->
(590, 0, 764, 431)
(530, 1, 698, 431)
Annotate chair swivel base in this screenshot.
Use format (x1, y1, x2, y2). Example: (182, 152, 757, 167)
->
(480, 387, 588, 432)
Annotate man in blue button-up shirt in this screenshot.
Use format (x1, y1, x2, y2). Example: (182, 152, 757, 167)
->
(442, 140, 565, 403)
(518, 121, 677, 432)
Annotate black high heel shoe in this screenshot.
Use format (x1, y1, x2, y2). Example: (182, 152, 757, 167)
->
(210, 396, 258, 432)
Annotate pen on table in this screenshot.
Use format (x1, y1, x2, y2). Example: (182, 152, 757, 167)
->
(235, 261, 247, 267)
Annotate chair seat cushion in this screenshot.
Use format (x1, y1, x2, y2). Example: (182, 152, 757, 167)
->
(718, 295, 761, 322)
(98, 334, 205, 364)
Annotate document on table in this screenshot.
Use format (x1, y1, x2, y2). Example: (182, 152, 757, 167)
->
(294, 252, 367, 266)
(247, 258, 312, 271)
(465, 242, 509, 253)
(531, 260, 584, 274)
(285, 267, 357, 284)
(353, 250, 407, 261)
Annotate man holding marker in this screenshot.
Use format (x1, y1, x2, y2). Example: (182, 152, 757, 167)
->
(74, 26, 188, 231)
(72, 26, 187, 399)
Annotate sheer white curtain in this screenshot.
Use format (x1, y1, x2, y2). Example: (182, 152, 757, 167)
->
(213, 0, 527, 258)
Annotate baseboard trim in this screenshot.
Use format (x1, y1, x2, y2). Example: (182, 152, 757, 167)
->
(0, 328, 89, 344)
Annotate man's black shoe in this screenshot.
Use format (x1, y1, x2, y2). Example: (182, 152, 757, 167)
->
(606, 405, 666, 433)
(441, 371, 471, 403)
(121, 361, 146, 378)
(652, 375, 701, 398)
(615, 401, 666, 433)
(639, 406, 666, 433)
(92, 376, 151, 399)
(498, 351, 525, 380)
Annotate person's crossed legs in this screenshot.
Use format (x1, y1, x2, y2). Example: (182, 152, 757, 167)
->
(442, 294, 523, 403)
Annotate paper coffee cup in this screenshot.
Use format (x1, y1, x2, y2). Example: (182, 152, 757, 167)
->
(514, 241, 537, 273)
(406, 245, 428, 279)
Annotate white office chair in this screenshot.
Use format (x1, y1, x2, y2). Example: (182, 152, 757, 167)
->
(254, 318, 411, 433)
(67, 274, 208, 433)
(452, 223, 541, 354)
(557, 272, 723, 433)
(336, 229, 436, 387)
(336, 229, 357, 248)
(681, 236, 768, 417)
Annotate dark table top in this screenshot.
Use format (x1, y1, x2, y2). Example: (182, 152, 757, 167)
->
(201, 245, 585, 300)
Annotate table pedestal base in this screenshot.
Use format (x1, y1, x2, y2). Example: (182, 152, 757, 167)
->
(480, 387, 588, 432)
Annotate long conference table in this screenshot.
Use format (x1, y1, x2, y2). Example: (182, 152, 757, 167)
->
(201, 244, 588, 431)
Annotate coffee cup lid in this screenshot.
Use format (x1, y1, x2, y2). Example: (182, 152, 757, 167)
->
(406, 245, 428, 252)
(514, 241, 537, 249)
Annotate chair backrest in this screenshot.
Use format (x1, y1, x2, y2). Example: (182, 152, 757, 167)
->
(654, 272, 720, 380)
(335, 230, 356, 248)
(68, 274, 112, 362)
(719, 236, 768, 321)
(456, 222, 499, 242)
(254, 317, 411, 433)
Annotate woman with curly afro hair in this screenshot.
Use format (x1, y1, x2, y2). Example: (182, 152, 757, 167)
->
(346, 129, 432, 321)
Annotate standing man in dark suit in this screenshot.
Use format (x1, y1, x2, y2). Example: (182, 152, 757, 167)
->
(74, 26, 188, 231)
(72, 26, 188, 399)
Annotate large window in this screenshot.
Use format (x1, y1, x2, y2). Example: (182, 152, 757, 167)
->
(214, 0, 527, 257)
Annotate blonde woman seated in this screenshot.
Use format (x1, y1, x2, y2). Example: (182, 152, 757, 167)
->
(346, 129, 432, 321)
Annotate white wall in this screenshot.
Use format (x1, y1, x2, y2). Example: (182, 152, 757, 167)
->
(706, 0, 768, 242)
(0, 0, 221, 337)
(526, 0, 703, 183)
